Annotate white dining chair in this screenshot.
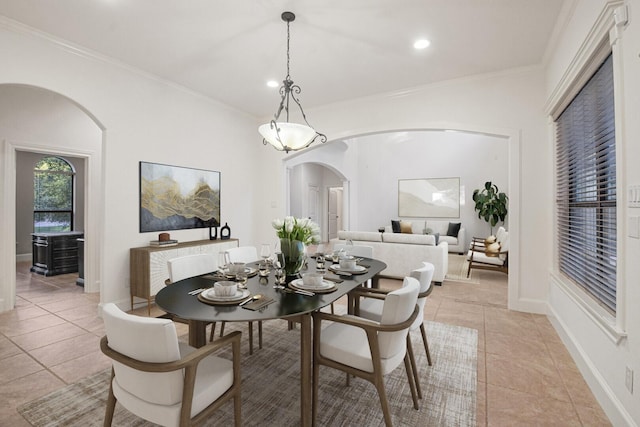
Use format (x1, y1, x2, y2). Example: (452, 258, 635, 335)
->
(312, 277, 420, 427)
(355, 262, 435, 399)
(214, 246, 263, 354)
(167, 253, 216, 283)
(100, 303, 242, 427)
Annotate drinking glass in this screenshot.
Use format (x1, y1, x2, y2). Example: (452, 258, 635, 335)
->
(260, 243, 271, 264)
(235, 271, 248, 289)
(315, 244, 325, 270)
(218, 252, 228, 272)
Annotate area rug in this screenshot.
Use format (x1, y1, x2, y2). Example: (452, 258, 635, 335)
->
(445, 253, 480, 284)
(19, 320, 477, 427)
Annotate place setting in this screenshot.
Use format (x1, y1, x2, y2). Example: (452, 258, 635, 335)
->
(327, 255, 369, 275)
(288, 272, 338, 294)
(195, 280, 274, 310)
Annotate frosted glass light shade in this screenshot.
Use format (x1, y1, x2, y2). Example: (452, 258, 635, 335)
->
(259, 122, 317, 152)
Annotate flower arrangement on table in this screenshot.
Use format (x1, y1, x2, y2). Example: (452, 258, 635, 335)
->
(272, 216, 320, 275)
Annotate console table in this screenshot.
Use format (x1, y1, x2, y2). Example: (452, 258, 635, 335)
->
(31, 231, 84, 276)
(130, 239, 239, 314)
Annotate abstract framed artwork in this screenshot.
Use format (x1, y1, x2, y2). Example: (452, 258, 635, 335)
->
(398, 177, 460, 218)
(139, 161, 221, 233)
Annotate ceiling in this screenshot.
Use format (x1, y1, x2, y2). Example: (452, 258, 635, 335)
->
(0, 0, 568, 118)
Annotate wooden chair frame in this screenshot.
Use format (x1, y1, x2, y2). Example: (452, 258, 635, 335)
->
(350, 286, 433, 399)
(100, 330, 242, 427)
(312, 306, 420, 427)
(467, 242, 509, 277)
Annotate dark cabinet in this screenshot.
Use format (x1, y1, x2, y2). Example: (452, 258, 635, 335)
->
(31, 232, 84, 276)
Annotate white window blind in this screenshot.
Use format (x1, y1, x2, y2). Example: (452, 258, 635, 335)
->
(555, 53, 616, 313)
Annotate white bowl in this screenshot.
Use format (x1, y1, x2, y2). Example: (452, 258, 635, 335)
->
(339, 256, 357, 270)
(214, 281, 237, 297)
(301, 272, 324, 287)
(227, 262, 246, 275)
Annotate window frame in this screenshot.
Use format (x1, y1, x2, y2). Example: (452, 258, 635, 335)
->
(33, 156, 75, 233)
(546, 2, 628, 342)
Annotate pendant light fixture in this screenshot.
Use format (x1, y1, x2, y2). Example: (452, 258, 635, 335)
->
(259, 11, 326, 153)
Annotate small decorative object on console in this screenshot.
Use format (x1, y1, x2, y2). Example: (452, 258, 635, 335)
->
(209, 226, 218, 240)
(220, 222, 231, 240)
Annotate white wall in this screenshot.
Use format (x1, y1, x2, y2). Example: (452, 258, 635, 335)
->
(0, 20, 264, 310)
(544, 0, 640, 425)
(281, 66, 548, 313)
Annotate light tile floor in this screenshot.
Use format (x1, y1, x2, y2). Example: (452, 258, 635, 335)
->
(0, 260, 611, 426)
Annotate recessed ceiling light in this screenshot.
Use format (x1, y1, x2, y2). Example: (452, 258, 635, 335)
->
(267, 80, 279, 88)
(413, 39, 431, 50)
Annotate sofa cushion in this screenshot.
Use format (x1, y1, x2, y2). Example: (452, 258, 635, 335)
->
(411, 221, 426, 234)
(438, 235, 458, 245)
(391, 220, 401, 233)
(337, 230, 382, 242)
(383, 233, 435, 245)
(400, 220, 412, 234)
(447, 222, 461, 237)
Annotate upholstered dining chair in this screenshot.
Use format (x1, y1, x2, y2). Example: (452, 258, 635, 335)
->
(354, 262, 435, 399)
(214, 246, 263, 354)
(312, 277, 420, 427)
(100, 303, 242, 427)
(165, 253, 217, 325)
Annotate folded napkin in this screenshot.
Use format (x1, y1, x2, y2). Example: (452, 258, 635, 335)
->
(323, 276, 344, 284)
(358, 263, 371, 268)
(242, 297, 275, 311)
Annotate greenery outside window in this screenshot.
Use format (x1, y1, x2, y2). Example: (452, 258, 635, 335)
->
(34, 156, 75, 233)
(555, 53, 616, 313)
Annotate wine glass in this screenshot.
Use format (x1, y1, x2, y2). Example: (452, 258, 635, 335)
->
(260, 243, 271, 264)
(217, 252, 228, 272)
(315, 243, 325, 270)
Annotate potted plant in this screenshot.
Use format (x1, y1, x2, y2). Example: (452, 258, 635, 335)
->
(472, 181, 508, 235)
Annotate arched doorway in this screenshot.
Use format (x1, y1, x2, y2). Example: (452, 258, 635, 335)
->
(0, 84, 104, 312)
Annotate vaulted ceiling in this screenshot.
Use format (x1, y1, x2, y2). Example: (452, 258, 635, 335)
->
(0, 0, 568, 117)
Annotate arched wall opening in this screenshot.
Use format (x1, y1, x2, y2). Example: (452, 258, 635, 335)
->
(283, 127, 521, 310)
(0, 84, 104, 312)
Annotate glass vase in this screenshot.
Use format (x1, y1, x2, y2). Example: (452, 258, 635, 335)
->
(280, 238, 306, 277)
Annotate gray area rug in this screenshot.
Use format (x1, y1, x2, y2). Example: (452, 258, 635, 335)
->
(19, 319, 477, 426)
(446, 254, 480, 284)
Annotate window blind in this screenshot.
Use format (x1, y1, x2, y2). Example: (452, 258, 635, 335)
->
(555, 53, 616, 313)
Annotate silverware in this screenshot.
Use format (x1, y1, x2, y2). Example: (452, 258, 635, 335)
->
(283, 288, 315, 296)
(188, 288, 205, 295)
(239, 294, 262, 306)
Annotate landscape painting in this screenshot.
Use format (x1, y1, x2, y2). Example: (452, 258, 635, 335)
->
(139, 162, 220, 233)
(398, 177, 460, 218)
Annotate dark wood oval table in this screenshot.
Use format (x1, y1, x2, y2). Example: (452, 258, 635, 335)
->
(155, 257, 386, 427)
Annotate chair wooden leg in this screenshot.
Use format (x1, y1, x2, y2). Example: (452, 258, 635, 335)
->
(209, 322, 217, 342)
(219, 321, 226, 337)
(373, 372, 394, 427)
(248, 322, 254, 355)
(312, 354, 320, 425)
(258, 321, 263, 349)
(403, 353, 420, 410)
(406, 335, 422, 399)
(103, 369, 117, 427)
(419, 323, 432, 366)
(330, 302, 335, 314)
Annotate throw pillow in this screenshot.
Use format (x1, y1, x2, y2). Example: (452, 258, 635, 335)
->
(391, 220, 401, 233)
(400, 220, 413, 234)
(447, 222, 461, 237)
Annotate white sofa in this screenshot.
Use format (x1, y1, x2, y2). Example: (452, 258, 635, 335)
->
(383, 219, 466, 254)
(333, 230, 448, 285)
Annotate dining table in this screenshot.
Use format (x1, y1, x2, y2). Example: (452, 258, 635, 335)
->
(155, 256, 386, 427)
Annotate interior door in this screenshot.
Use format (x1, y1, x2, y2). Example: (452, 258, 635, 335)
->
(307, 185, 319, 226)
(328, 187, 341, 240)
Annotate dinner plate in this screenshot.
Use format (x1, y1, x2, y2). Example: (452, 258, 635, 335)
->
(200, 288, 250, 302)
(329, 264, 367, 274)
(223, 267, 258, 277)
(289, 279, 337, 293)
